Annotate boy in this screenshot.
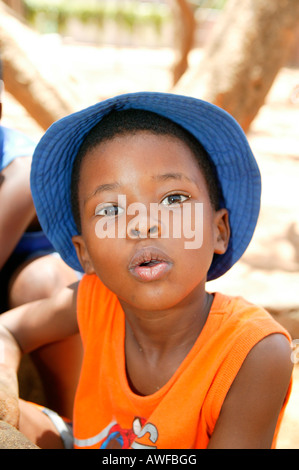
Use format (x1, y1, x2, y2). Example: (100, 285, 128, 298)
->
(0, 92, 293, 449)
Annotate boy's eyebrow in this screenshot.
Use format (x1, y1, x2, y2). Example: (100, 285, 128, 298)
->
(84, 173, 194, 204)
(152, 172, 194, 183)
(84, 182, 121, 204)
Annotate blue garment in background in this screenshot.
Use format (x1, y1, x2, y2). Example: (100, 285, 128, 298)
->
(0, 125, 36, 171)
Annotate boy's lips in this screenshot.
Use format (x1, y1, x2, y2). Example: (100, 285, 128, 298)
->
(128, 246, 173, 282)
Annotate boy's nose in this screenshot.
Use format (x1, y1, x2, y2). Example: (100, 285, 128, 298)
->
(128, 219, 161, 239)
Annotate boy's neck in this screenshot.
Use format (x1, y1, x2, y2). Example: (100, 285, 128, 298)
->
(121, 289, 213, 396)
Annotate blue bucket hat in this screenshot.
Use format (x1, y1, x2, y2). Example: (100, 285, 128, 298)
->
(30, 92, 261, 281)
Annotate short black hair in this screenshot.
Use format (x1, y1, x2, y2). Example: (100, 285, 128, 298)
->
(71, 109, 223, 233)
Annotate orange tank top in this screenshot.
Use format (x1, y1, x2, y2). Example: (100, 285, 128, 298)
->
(73, 274, 291, 449)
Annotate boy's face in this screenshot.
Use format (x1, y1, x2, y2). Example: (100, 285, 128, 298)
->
(72, 131, 229, 311)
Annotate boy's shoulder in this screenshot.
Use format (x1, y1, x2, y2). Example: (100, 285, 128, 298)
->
(210, 291, 291, 342)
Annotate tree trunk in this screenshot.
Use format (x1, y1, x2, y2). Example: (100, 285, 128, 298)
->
(0, 2, 80, 130)
(170, 0, 196, 86)
(174, 0, 299, 132)
(1, 0, 25, 17)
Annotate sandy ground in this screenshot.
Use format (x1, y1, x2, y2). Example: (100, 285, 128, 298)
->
(1, 41, 299, 448)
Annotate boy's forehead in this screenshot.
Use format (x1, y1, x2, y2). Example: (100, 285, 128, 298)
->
(79, 130, 201, 174)
(78, 131, 207, 197)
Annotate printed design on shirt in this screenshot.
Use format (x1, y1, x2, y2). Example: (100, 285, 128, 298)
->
(100, 417, 158, 449)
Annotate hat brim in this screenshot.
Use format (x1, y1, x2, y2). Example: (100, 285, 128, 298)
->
(30, 92, 261, 281)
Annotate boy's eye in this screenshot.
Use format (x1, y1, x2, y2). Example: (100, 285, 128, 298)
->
(95, 203, 124, 217)
(160, 194, 190, 206)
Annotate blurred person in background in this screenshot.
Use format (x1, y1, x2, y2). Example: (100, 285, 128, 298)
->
(0, 55, 82, 419)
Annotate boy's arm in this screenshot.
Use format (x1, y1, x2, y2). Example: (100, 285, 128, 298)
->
(207, 333, 293, 449)
(0, 282, 79, 427)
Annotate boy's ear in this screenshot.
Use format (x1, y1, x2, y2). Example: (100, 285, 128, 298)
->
(72, 235, 95, 275)
(213, 208, 230, 255)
